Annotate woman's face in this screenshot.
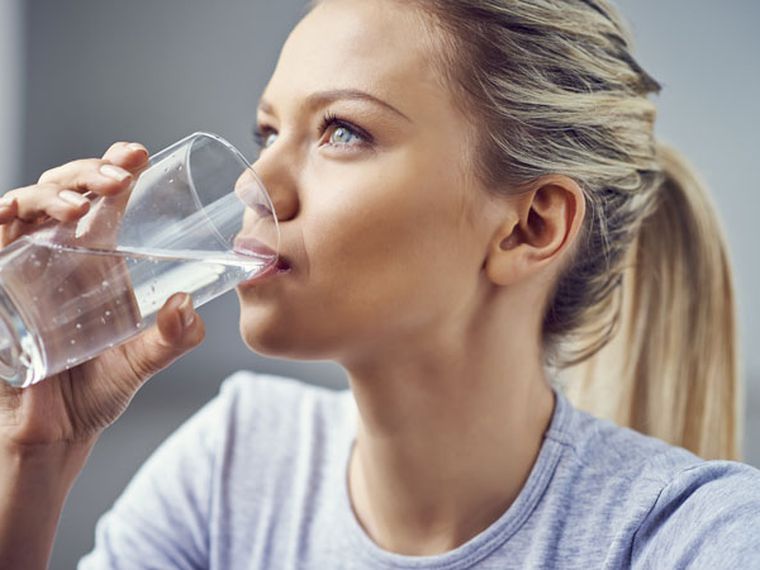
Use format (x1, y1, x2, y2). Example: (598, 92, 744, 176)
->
(237, 0, 501, 361)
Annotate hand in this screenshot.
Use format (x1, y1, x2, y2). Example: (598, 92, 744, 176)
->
(0, 142, 206, 449)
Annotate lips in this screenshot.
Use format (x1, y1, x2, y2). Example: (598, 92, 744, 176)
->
(232, 235, 278, 259)
(233, 235, 293, 284)
(237, 254, 292, 288)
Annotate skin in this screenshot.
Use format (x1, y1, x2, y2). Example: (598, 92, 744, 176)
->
(239, 0, 586, 556)
(0, 0, 586, 565)
(0, 143, 204, 569)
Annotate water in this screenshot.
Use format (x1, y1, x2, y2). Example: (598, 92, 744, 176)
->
(0, 236, 274, 385)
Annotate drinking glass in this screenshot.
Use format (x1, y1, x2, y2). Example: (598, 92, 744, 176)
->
(0, 132, 279, 387)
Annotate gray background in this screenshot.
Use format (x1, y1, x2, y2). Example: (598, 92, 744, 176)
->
(0, 0, 757, 568)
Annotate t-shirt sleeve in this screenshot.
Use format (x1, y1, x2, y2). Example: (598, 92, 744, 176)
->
(631, 460, 760, 569)
(77, 379, 235, 570)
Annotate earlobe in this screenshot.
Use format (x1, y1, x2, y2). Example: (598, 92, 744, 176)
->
(483, 176, 585, 287)
(484, 216, 525, 287)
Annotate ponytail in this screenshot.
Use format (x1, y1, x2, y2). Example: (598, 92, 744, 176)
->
(563, 143, 741, 460)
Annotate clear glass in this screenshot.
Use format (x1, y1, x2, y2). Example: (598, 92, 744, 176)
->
(0, 132, 279, 388)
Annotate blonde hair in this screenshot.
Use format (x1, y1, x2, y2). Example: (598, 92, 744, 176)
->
(313, 0, 741, 460)
(562, 144, 741, 460)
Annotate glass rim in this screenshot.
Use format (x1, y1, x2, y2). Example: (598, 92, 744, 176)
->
(175, 131, 280, 260)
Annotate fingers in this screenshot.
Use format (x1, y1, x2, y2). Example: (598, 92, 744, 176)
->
(119, 293, 205, 383)
(0, 195, 18, 224)
(2, 184, 91, 223)
(38, 141, 149, 197)
(102, 141, 149, 172)
(38, 159, 132, 198)
(155, 292, 203, 347)
(0, 141, 150, 237)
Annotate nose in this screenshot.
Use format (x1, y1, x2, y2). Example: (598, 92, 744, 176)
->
(251, 150, 300, 223)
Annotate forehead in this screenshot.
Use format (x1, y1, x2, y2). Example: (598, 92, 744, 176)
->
(264, 0, 443, 108)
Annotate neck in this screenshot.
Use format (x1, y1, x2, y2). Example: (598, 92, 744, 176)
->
(341, 302, 556, 556)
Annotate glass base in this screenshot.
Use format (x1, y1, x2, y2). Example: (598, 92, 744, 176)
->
(0, 287, 44, 388)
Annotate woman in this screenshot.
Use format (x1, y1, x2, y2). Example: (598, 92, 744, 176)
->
(1, 0, 759, 567)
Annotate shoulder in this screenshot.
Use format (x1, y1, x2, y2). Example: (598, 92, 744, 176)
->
(215, 370, 352, 438)
(79, 371, 352, 567)
(543, 391, 760, 566)
(138, 370, 348, 456)
(546, 391, 702, 493)
(209, 371, 354, 479)
(631, 460, 760, 567)
(219, 369, 345, 406)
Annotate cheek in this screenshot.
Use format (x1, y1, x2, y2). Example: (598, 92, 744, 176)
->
(238, 149, 480, 356)
(302, 173, 473, 332)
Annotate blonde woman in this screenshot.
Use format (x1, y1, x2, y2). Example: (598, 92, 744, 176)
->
(1, 0, 759, 568)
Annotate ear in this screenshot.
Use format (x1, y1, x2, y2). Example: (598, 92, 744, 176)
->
(484, 175, 586, 287)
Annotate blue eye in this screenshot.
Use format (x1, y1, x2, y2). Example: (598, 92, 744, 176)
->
(320, 113, 373, 149)
(253, 126, 278, 151)
(263, 132, 278, 148)
(329, 126, 360, 146)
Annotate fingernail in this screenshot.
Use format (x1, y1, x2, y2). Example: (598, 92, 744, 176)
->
(58, 190, 89, 208)
(99, 164, 132, 182)
(0, 195, 15, 208)
(178, 295, 195, 328)
(127, 143, 147, 154)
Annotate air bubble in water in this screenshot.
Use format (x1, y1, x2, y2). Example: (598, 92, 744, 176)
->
(70, 339, 76, 345)
(101, 280, 109, 288)
(105, 310, 112, 317)
(57, 287, 64, 293)
(168, 178, 174, 184)
(75, 323, 82, 330)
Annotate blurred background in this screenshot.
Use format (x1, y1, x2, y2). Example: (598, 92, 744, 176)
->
(0, 0, 757, 567)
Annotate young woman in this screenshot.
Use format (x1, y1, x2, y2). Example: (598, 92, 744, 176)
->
(1, 0, 758, 568)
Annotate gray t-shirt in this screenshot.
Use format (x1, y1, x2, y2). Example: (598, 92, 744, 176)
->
(79, 371, 760, 569)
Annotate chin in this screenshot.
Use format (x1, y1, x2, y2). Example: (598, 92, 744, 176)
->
(239, 316, 334, 361)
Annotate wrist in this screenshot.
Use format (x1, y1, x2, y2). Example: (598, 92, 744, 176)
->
(1, 437, 96, 488)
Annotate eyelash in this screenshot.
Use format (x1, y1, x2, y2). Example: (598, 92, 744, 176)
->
(252, 112, 373, 151)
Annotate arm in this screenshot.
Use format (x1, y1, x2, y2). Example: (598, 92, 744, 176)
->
(0, 440, 94, 570)
(0, 141, 205, 569)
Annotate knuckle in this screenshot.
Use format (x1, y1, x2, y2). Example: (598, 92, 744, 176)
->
(122, 343, 160, 382)
(3, 188, 19, 200)
(70, 158, 103, 175)
(38, 166, 61, 184)
(82, 158, 105, 169)
(105, 141, 129, 155)
(39, 159, 100, 185)
(37, 182, 63, 195)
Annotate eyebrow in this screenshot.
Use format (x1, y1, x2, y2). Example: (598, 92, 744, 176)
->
(258, 88, 412, 123)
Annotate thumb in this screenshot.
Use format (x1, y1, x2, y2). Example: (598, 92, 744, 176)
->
(119, 293, 205, 383)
